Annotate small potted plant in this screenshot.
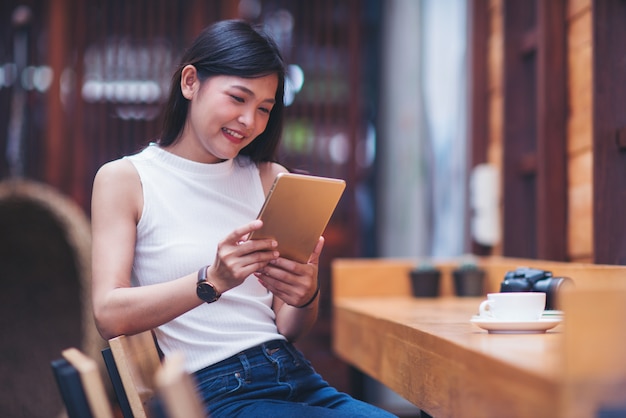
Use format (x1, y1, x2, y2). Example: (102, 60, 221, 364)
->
(409, 262, 441, 297)
(452, 260, 485, 297)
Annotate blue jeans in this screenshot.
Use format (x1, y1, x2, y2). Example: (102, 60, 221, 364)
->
(193, 339, 398, 418)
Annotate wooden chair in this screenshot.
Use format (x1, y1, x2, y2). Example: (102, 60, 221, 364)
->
(101, 346, 133, 417)
(155, 351, 206, 418)
(103, 330, 162, 418)
(51, 347, 114, 418)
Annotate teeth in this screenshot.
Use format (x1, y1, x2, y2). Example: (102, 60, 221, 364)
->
(223, 128, 243, 139)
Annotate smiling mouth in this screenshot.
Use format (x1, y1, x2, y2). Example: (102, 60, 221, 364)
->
(222, 127, 245, 140)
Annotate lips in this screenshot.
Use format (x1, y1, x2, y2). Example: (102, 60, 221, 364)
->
(222, 127, 245, 143)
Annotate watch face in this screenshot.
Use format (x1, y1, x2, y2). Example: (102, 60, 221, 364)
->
(197, 282, 219, 303)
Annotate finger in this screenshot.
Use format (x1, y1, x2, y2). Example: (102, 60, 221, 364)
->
(225, 220, 263, 244)
(225, 254, 276, 283)
(258, 260, 288, 282)
(236, 237, 278, 254)
(307, 236, 325, 264)
(265, 257, 304, 280)
(257, 267, 312, 306)
(255, 270, 292, 298)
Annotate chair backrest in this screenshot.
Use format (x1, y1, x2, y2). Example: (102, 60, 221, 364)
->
(101, 346, 133, 418)
(155, 351, 206, 418)
(51, 347, 114, 418)
(107, 330, 162, 418)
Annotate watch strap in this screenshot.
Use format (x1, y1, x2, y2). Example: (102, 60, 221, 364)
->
(197, 264, 208, 284)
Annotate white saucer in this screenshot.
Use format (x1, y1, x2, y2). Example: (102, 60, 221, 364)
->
(470, 316, 563, 334)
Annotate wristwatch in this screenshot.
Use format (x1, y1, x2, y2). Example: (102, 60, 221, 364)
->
(196, 265, 221, 303)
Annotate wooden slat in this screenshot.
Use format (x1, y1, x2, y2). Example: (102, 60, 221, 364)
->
(502, 0, 539, 259)
(109, 331, 161, 418)
(592, 0, 626, 264)
(469, 0, 492, 255)
(537, 0, 567, 261)
(566, 12, 592, 155)
(487, 0, 503, 92)
(567, 152, 593, 259)
(45, 0, 68, 190)
(486, 2, 504, 258)
(567, 0, 591, 19)
(101, 347, 133, 418)
(567, 4, 592, 47)
(62, 348, 114, 418)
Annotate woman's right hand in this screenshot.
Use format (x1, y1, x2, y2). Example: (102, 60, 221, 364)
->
(207, 220, 279, 293)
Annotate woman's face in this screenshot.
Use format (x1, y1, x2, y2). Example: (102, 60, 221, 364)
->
(177, 70, 278, 163)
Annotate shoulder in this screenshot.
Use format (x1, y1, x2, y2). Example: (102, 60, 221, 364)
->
(258, 162, 288, 195)
(94, 158, 139, 187)
(92, 158, 142, 220)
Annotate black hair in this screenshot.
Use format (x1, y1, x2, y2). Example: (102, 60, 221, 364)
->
(158, 20, 286, 163)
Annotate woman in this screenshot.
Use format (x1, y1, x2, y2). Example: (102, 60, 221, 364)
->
(91, 20, 396, 418)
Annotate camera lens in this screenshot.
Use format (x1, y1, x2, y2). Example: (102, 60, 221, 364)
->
(534, 277, 574, 310)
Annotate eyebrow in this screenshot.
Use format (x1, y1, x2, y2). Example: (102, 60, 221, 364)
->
(232, 85, 276, 104)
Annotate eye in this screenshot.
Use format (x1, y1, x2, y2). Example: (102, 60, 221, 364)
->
(230, 95, 244, 103)
(258, 106, 271, 115)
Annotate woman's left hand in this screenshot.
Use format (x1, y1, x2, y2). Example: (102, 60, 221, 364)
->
(255, 237, 324, 307)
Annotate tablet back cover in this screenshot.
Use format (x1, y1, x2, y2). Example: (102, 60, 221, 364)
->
(251, 173, 346, 263)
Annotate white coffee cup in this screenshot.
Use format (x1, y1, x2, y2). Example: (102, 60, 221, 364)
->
(478, 292, 546, 321)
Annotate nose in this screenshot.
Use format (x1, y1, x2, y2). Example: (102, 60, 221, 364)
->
(238, 107, 255, 130)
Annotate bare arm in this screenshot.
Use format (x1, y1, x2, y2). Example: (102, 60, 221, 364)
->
(91, 159, 278, 339)
(91, 159, 201, 338)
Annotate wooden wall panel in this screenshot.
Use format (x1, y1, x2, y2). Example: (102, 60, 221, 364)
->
(567, 4, 592, 47)
(502, 0, 539, 259)
(568, 152, 593, 260)
(481, 0, 594, 261)
(567, 0, 591, 18)
(487, 1, 503, 92)
(566, 10, 592, 155)
(469, 0, 490, 254)
(487, 0, 504, 256)
(487, 94, 503, 170)
(536, 0, 567, 261)
(566, 44, 592, 155)
(565, 0, 593, 262)
(592, 0, 626, 264)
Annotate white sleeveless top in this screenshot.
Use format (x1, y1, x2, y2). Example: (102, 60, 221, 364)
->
(125, 143, 285, 373)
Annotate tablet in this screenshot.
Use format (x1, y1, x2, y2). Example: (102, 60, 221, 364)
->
(249, 172, 346, 263)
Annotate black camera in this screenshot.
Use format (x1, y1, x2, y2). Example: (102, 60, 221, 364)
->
(499, 267, 574, 310)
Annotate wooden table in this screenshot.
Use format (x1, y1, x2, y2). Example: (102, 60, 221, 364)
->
(331, 258, 626, 418)
(334, 296, 562, 417)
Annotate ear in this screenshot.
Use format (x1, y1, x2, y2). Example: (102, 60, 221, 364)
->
(180, 65, 199, 100)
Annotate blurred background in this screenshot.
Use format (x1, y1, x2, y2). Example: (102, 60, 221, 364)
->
(3, 0, 622, 416)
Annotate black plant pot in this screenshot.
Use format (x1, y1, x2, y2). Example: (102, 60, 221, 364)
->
(409, 269, 441, 298)
(452, 268, 485, 297)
